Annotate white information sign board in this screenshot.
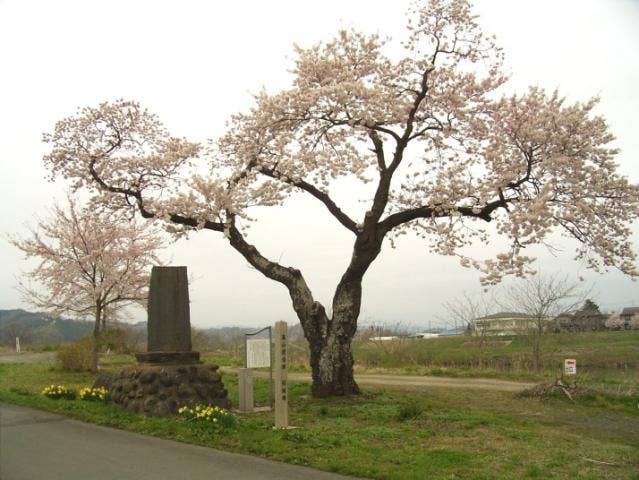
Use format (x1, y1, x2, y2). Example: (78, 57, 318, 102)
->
(564, 358, 576, 375)
(246, 338, 271, 368)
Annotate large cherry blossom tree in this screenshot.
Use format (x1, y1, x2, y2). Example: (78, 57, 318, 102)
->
(42, 0, 638, 395)
(10, 198, 164, 369)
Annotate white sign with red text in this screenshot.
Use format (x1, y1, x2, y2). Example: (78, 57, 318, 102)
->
(564, 359, 576, 375)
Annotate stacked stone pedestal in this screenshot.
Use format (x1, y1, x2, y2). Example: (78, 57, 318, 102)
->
(98, 266, 230, 416)
(97, 363, 230, 416)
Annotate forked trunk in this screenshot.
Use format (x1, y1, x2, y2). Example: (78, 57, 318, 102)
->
(303, 232, 381, 396)
(227, 221, 381, 397)
(304, 275, 366, 396)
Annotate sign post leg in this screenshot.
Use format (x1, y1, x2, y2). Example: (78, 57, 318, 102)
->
(238, 368, 254, 412)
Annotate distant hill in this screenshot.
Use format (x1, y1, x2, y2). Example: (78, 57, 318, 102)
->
(1, 309, 440, 348)
(200, 323, 305, 341)
(0, 309, 93, 346)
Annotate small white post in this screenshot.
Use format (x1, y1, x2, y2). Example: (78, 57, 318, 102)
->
(238, 368, 254, 412)
(15, 337, 20, 354)
(273, 321, 288, 428)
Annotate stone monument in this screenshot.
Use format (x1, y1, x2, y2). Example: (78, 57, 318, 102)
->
(95, 266, 231, 416)
(135, 266, 199, 365)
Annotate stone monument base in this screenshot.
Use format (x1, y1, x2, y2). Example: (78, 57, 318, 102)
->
(135, 351, 200, 364)
(94, 364, 231, 416)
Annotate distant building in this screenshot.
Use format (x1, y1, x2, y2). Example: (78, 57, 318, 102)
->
(411, 332, 440, 339)
(620, 307, 639, 330)
(473, 312, 550, 336)
(556, 300, 607, 331)
(437, 327, 466, 337)
(554, 312, 607, 332)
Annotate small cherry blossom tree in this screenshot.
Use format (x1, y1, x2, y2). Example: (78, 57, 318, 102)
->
(42, 0, 638, 394)
(10, 197, 164, 370)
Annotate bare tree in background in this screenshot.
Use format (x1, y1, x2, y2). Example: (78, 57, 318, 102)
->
(502, 274, 585, 372)
(441, 291, 497, 366)
(1, 322, 33, 348)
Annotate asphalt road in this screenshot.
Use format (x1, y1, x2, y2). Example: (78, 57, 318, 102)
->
(0, 403, 359, 480)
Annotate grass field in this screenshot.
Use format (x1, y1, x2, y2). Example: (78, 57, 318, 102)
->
(351, 330, 639, 385)
(1, 358, 638, 480)
(204, 330, 639, 390)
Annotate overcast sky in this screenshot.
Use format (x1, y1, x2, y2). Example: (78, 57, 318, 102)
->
(1, 0, 638, 329)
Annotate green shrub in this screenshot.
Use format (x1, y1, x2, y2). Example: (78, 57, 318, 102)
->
(35, 344, 59, 352)
(98, 327, 142, 354)
(56, 337, 95, 371)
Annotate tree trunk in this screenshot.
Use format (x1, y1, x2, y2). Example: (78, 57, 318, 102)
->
(304, 231, 382, 396)
(304, 249, 377, 396)
(309, 331, 359, 397)
(306, 288, 360, 397)
(287, 287, 360, 397)
(91, 304, 102, 372)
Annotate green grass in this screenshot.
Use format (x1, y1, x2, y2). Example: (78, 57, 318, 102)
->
(1, 362, 638, 479)
(200, 330, 639, 389)
(197, 330, 639, 385)
(351, 330, 639, 390)
(353, 330, 639, 374)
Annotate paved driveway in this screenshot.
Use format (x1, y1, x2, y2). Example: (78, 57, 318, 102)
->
(0, 403, 360, 480)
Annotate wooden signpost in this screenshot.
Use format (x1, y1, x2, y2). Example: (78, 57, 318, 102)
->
(239, 321, 290, 428)
(238, 368, 254, 412)
(239, 326, 273, 413)
(273, 321, 288, 428)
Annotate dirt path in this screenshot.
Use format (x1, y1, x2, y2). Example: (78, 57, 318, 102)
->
(0, 352, 55, 364)
(1, 354, 534, 392)
(221, 368, 535, 392)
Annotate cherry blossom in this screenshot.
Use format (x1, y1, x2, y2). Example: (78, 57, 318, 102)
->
(42, 0, 638, 395)
(10, 196, 164, 370)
